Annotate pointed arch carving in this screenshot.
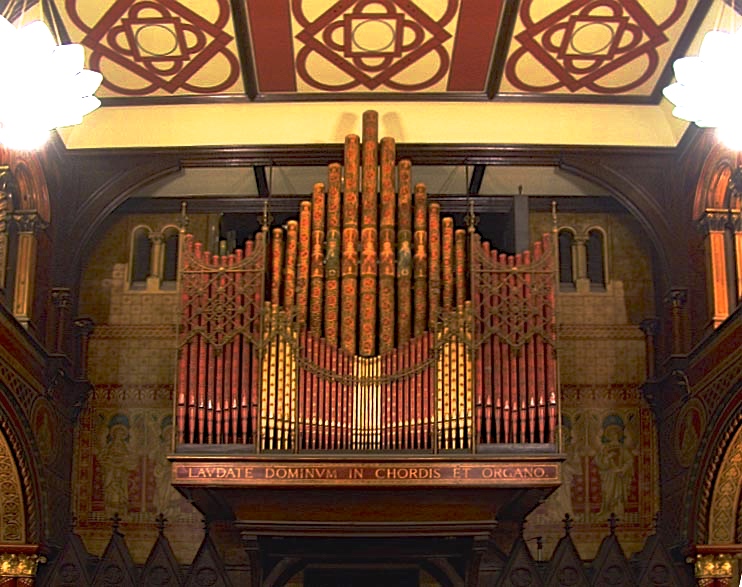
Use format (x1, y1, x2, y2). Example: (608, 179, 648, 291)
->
(0, 427, 26, 543)
(708, 420, 742, 544)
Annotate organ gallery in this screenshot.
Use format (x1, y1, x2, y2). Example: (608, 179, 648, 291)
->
(0, 4, 740, 582)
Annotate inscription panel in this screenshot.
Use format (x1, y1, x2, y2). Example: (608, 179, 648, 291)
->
(172, 461, 561, 487)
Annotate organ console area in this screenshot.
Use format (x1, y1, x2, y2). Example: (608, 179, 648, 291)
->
(170, 111, 563, 581)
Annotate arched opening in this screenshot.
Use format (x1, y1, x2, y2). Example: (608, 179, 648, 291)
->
(130, 226, 152, 289)
(558, 229, 576, 290)
(586, 229, 606, 290)
(161, 226, 180, 288)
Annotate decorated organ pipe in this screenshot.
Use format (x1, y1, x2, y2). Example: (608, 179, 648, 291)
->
(175, 110, 558, 452)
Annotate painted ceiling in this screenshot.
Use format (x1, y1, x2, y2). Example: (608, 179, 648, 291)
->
(9, 0, 722, 148)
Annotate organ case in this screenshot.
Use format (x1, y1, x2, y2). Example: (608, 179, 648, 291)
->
(175, 112, 558, 454)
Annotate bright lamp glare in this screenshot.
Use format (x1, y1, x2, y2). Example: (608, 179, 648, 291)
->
(0, 16, 102, 150)
(663, 28, 742, 150)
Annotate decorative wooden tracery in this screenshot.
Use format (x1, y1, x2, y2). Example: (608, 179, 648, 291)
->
(175, 111, 558, 453)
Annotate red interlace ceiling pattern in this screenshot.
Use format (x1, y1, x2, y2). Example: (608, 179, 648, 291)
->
(60, 0, 701, 101)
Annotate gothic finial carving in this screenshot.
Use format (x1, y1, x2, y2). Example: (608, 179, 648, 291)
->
(179, 201, 189, 232)
(111, 512, 122, 533)
(562, 513, 573, 535)
(608, 512, 619, 535)
(155, 513, 167, 535)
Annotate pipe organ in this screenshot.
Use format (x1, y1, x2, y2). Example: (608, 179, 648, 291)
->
(176, 112, 558, 453)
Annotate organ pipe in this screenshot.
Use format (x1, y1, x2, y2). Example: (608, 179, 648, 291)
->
(175, 111, 559, 453)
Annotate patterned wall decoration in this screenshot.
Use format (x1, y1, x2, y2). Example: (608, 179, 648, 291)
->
(62, 0, 242, 97)
(501, 0, 695, 96)
(525, 384, 659, 559)
(73, 385, 201, 563)
(245, 0, 503, 94)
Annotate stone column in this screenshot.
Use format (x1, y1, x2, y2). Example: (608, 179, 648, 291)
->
(731, 211, 742, 304)
(11, 211, 48, 328)
(698, 210, 731, 328)
(73, 317, 95, 379)
(666, 288, 689, 356)
(147, 232, 164, 290)
(572, 235, 589, 292)
(0, 166, 16, 292)
(639, 318, 659, 380)
(51, 288, 72, 354)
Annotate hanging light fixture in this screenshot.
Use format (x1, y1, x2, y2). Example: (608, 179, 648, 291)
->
(0, 14, 102, 151)
(663, 6, 742, 150)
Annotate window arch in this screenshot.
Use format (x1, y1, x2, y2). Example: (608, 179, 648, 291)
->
(558, 228, 576, 290)
(694, 144, 742, 327)
(161, 226, 180, 288)
(586, 228, 606, 290)
(130, 226, 152, 289)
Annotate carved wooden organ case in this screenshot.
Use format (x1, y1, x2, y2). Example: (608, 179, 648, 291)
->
(175, 112, 558, 454)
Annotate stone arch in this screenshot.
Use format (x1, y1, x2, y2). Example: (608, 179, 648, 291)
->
(0, 149, 51, 222)
(693, 144, 738, 221)
(0, 426, 26, 543)
(707, 422, 742, 544)
(687, 378, 742, 545)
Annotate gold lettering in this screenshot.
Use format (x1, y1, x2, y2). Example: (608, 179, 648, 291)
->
(352, 468, 363, 479)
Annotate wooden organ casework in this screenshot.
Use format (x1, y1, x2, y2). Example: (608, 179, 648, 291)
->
(171, 113, 563, 557)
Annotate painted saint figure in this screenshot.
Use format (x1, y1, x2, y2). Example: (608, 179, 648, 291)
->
(595, 414, 635, 517)
(98, 413, 137, 516)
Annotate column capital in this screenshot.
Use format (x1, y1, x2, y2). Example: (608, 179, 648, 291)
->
(665, 288, 688, 308)
(73, 317, 95, 337)
(12, 210, 48, 234)
(698, 209, 730, 233)
(695, 553, 733, 582)
(639, 318, 660, 337)
(51, 288, 72, 310)
(0, 551, 46, 577)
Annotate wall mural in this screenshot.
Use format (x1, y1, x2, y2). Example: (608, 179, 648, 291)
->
(74, 385, 201, 563)
(525, 384, 659, 559)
